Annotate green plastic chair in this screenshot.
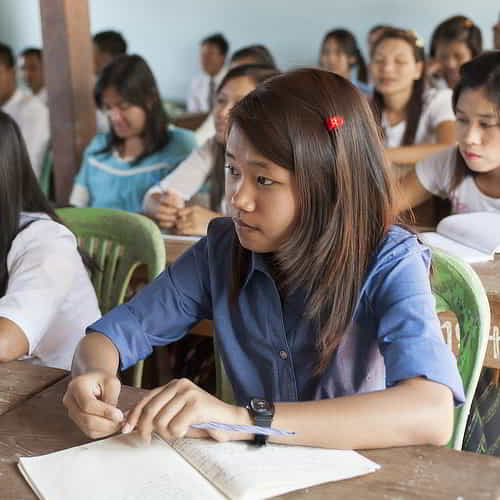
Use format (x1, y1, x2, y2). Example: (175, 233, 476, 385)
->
(214, 248, 490, 451)
(56, 207, 167, 387)
(431, 248, 490, 450)
(39, 148, 53, 198)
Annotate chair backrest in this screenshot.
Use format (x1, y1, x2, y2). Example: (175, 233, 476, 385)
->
(39, 148, 53, 198)
(431, 248, 490, 450)
(214, 248, 491, 450)
(56, 207, 166, 386)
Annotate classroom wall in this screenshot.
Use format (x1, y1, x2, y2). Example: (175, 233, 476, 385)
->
(0, 0, 496, 103)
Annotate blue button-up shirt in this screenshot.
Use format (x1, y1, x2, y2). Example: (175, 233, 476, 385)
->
(89, 218, 465, 406)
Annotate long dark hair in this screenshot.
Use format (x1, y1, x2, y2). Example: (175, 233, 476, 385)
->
(229, 69, 396, 373)
(430, 15, 482, 60)
(320, 29, 368, 83)
(208, 64, 280, 211)
(95, 54, 169, 164)
(371, 28, 426, 146)
(451, 51, 500, 189)
(0, 111, 60, 296)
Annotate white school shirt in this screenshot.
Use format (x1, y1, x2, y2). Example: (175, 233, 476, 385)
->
(2, 89, 50, 179)
(36, 87, 48, 105)
(187, 67, 227, 112)
(416, 146, 500, 214)
(143, 137, 217, 212)
(0, 213, 101, 369)
(382, 87, 455, 147)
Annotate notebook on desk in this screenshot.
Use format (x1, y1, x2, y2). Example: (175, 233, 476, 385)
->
(18, 432, 380, 500)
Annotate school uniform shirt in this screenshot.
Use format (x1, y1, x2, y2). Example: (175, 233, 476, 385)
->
(89, 217, 465, 406)
(70, 127, 197, 213)
(36, 87, 48, 105)
(2, 88, 50, 179)
(416, 146, 500, 214)
(382, 87, 455, 148)
(194, 112, 216, 146)
(187, 67, 227, 113)
(143, 137, 216, 212)
(0, 213, 101, 369)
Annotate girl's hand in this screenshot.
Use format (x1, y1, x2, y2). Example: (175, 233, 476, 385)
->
(122, 378, 251, 444)
(63, 371, 124, 439)
(175, 205, 220, 235)
(148, 191, 185, 228)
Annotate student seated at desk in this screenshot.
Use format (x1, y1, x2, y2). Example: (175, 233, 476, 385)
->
(399, 51, 500, 214)
(370, 28, 456, 171)
(194, 44, 278, 145)
(0, 112, 100, 370)
(399, 51, 500, 456)
(64, 69, 463, 450)
(70, 55, 196, 213)
(144, 64, 279, 235)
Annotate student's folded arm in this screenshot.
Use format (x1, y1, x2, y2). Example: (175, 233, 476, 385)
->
(386, 120, 456, 165)
(397, 168, 433, 213)
(0, 224, 80, 362)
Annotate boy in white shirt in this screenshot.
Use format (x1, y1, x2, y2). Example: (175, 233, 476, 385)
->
(187, 33, 229, 113)
(0, 42, 49, 179)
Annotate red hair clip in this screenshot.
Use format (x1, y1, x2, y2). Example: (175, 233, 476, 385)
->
(325, 116, 344, 131)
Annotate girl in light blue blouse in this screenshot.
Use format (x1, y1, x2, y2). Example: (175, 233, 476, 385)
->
(64, 69, 463, 450)
(70, 55, 196, 213)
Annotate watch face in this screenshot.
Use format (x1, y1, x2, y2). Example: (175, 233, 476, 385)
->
(250, 398, 274, 415)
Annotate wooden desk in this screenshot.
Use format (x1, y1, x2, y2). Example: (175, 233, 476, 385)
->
(440, 256, 500, 369)
(0, 360, 66, 416)
(0, 374, 499, 499)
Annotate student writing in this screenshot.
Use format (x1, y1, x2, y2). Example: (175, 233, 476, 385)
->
(70, 54, 196, 213)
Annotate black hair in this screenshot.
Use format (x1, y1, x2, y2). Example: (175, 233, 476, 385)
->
(93, 30, 127, 56)
(201, 33, 229, 57)
(430, 15, 482, 59)
(321, 29, 368, 83)
(0, 111, 60, 296)
(451, 51, 500, 189)
(371, 28, 426, 146)
(0, 42, 15, 68)
(209, 64, 280, 210)
(230, 45, 277, 68)
(20, 47, 42, 60)
(94, 54, 169, 164)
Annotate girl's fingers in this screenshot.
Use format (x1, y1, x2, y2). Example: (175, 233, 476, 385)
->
(150, 397, 190, 439)
(122, 385, 168, 434)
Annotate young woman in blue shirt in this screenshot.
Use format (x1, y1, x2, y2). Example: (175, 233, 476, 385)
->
(70, 54, 196, 213)
(64, 69, 463, 449)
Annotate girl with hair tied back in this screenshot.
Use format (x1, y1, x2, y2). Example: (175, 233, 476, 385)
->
(64, 68, 463, 451)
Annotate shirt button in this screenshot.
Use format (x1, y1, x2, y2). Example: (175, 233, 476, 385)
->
(279, 350, 288, 360)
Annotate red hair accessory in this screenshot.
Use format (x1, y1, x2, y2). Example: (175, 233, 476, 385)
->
(325, 116, 344, 131)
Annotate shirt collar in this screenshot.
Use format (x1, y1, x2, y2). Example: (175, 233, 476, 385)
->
(1, 87, 22, 112)
(241, 248, 273, 289)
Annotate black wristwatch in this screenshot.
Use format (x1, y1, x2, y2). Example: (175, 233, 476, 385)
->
(246, 398, 275, 446)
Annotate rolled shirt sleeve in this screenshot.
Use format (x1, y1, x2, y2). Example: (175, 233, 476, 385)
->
(88, 236, 213, 370)
(370, 242, 465, 405)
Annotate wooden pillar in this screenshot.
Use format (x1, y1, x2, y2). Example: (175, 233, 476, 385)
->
(39, 0, 96, 205)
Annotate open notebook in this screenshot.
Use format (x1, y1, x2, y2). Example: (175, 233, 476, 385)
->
(419, 212, 500, 263)
(18, 432, 380, 500)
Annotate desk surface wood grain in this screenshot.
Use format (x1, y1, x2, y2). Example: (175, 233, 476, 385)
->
(0, 360, 67, 416)
(0, 373, 499, 500)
